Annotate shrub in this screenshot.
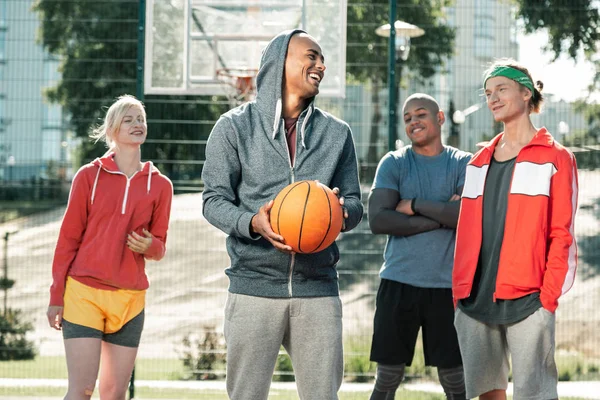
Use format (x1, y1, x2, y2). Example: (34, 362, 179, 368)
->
(343, 336, 376, 382)
(273, 352, 295, 382)
(178, 325, 226, 380)
(0, 309, 36, 361)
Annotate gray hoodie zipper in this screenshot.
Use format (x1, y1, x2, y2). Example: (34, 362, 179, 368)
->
(282, 119, 297, 297)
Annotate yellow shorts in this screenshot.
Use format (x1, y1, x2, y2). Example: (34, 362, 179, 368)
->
(63, 277, 145, 343)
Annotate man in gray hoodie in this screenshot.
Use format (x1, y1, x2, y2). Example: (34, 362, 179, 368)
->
(202, 30, 363, 400)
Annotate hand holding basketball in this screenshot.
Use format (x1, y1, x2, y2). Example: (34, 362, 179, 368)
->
(251, 200, 294, 253)
(331, 186, 349, 230)
(270, 180, 344, 254)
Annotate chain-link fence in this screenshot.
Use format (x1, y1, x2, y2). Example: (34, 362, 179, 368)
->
(0, 0, 599, 398)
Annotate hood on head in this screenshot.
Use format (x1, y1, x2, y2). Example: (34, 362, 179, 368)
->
(256, 29, 305, 110)
(255, 29, 316, 143)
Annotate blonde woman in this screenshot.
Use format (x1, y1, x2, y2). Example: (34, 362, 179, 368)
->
(47, 95, 173, 400)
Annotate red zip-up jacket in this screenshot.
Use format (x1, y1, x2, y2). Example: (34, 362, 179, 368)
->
(49, 153, 173, 306)
(453, 128, 578, 313)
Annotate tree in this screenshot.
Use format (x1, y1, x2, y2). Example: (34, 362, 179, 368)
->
(33, 0, 139, 148)
(515, 0, 599, 59)
(346, 1, 455, 181)
(572, 101, 600, 146)
(33, 0, 226, 186)
(0, 232, 36, 361)
(516, 0, 600, 168)
(0, 309, 36, 361)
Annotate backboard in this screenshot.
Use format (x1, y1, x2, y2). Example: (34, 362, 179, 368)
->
(144, 0, 347, 98)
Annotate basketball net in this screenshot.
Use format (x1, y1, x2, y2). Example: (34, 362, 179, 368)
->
(216, 67, 258, 107)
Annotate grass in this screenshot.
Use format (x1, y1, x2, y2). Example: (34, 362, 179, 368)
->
(0, 386, 593, 400)
(555, 351, 600, 381)
(343, 332, 436, 383)
(3, 347, 599, 383)
(0, 386, 444, 399)
(0, 355, 596, 400)
(0, 199, 64, 223)
(0, 356, 186, 380)
(0, 333, 598, 399)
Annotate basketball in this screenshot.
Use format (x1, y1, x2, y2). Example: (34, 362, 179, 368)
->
(270, 180, 344, 254)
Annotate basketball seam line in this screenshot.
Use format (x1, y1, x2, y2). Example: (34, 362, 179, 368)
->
(276, 181, 305, 236)
(312, 185, 333, 253)
(297, 181, 310, 253)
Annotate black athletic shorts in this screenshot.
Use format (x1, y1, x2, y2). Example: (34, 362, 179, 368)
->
(369, 279, 462, 368)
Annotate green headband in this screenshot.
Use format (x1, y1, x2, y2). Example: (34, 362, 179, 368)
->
(483, 66, 534, 93)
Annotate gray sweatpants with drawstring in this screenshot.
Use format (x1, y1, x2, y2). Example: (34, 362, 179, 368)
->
(223, 293, 344, 400)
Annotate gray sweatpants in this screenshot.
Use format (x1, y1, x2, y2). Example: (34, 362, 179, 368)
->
(223, 293, 344, 400)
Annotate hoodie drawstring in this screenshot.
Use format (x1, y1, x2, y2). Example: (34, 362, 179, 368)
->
(91, 165, 101, 204)
(299, 106, 312, 149)
(272, 98, 282, 139)
(271, 98, 312, 149)
(90, 162, 153, 210)
(146, 162, 153, 194)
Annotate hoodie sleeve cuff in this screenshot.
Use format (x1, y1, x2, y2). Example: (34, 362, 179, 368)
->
(540, 292, 558, 313)
(145, 237, 166, 261)
(49, 286, 65, 307)
(238, 212, 261, 240)
(341, 199, 363, 232)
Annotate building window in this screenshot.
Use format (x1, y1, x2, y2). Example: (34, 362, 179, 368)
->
(474, 0, 495, 59)
(0, 0, 5, 66)
(0, 30, 5, 62)
(42, 129, 61, 162)
(43, 58, 62, 128)
(509, 6, 519, 44)
(0, 0, 5, 26)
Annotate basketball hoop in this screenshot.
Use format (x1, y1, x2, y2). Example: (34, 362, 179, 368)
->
(216, 68, 258, 106)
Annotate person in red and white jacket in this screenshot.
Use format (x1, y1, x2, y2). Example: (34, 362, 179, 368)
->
(453, 59, 578, 400)
(47, 95, 172, 399)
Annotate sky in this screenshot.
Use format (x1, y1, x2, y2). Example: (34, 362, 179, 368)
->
(518, 30, 597, 103)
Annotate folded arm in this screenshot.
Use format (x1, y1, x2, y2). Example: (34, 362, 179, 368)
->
(413, 187, 463, 228)
(368, 188, 441, 236)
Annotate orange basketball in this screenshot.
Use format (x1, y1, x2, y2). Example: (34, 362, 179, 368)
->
(270, 180, 343, 254)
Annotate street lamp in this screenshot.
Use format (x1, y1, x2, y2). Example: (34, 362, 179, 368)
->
(452, 103, 484, 125)
(376, 15, 425, 151)
(375, 20, 425, 62)
(450, 102, 485, 149)
(558, 121, 569, 144)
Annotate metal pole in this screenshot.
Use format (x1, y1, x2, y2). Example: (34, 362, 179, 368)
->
(136, 0, 146, 101)
(129, 3, 145, 395)
(3, 232, 8, 316)
(129, 365, 135, 400)
(387, 0, 397, 151)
